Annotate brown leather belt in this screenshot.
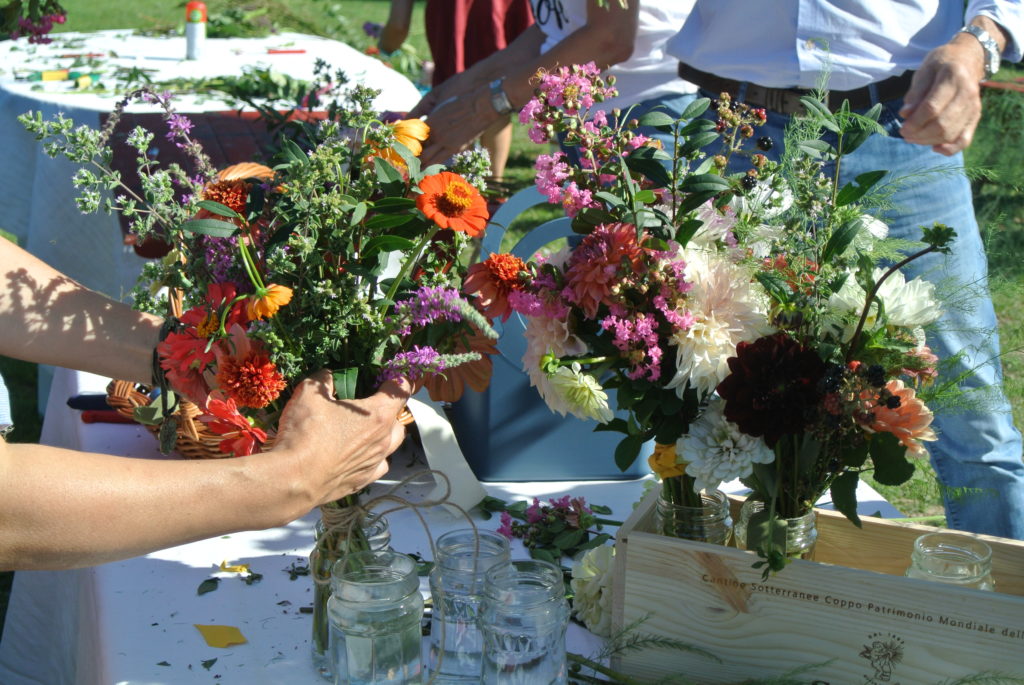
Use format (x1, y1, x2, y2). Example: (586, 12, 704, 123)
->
(677, 63, 915, 115)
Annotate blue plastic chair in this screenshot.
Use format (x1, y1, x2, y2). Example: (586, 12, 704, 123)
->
(448, 187, 652, 481)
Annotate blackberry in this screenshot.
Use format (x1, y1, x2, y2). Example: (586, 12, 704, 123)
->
(741, 174, 758, 190)
(865, 364, 886, 388)
(886, 395, 902, 409)
(757, 136, 774, 151)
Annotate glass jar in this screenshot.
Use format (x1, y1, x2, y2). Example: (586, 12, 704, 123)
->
(480, 559, 570, 685)
(655, 489, 732, 545)
(905, 531, 994, 591)
(327, 550, 424, 685)
(734, 499, 817, 560)
(311, 515, 391, 680)
(428, 529, 511, 682)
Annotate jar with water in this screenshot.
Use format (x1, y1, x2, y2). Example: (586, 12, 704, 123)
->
(480, 559, 570, 685)
(427, 529, 511, 682)
(327, 549, 424, 685)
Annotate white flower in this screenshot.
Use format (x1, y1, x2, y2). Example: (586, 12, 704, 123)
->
(666, 248, 772, 399)
(827, 267, 941, 340)
(690, 201, 738, 247)
(678, 398, 775, 492)
(732, 180, 793, 220)
(522, 313, 588, 417)
(858, 214, 890, 240)
(570, 545, 615, 637)
(547, 363, 614, 424)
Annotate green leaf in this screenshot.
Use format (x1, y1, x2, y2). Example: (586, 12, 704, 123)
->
(362, 235, 416, 256)
(755, 270, 793, 304)
(830, 471, 862, 528)
(195, 200, 241, 219)
(530, 547, 558, 564)
(197, 578, 220, 596)
(201, 658, 218, 671)
(552, 528, 585, 551)
(834, 170, 886, 207)
(625, 154, 671, 188)
(590, 504, 613, 515)
(679, 173, 731, 194)
(593, 417, 629, 433)
(595, 191, 625, 208)
(350, 201, 368, 225)
(372, 197, 417, 211)
(374, 156, 405, 185)
(821, 216, 864, 263)
(282, 138, 308, 165)
(158, 416, 178, 455)
(800, 97, 840, 132)
(634, 189, 657, 204)
(742, 507, 788, 552)
(636, 110, 676, 130)
(157, 661, 171, 667)
(678, 130, 720, 156)
(332, 367, 359, 401)
(614, 435, 644, 471)
(133, 405, 163, 426)
(870, 433, 916, 485)
(364, 213, 415, 230)
(179, 218, 238, 238)
(796, 139, 833, 158)
(840, 440, 870, 469)
(680, 97, 711, 121)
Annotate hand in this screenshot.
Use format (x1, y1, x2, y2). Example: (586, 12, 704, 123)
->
(899, 34, 985, 156)
(272, 370, 412, 508)
(408, 69, 475, 119)
(419, 89, 500, 166)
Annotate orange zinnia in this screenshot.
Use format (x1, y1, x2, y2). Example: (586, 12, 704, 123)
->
(246, 284, 293, 320)
(463, 252, 527, 322)
(372, 118, 430, 168)
(416, 171, 489, 237)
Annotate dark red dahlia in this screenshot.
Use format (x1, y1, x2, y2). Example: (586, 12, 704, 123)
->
(716, 333, 826, 446)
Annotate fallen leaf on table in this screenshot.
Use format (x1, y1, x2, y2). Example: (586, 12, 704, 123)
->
(219, 560, 250, 573)
(201, 658, 218, 670)
(156, 661, 170, 667)
(197, 578, 220, 595)
(194, 624, 248, 648)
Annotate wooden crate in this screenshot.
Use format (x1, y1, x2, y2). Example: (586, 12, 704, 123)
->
(611, 491, 1024, 682)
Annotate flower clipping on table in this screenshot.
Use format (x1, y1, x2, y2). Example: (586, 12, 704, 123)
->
(570, 545, 615, 637)
(22, 63, 498, 457)
(465, 62, 958, 573)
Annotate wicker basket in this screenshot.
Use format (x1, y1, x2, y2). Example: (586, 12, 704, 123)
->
(106, 379, 415, 460)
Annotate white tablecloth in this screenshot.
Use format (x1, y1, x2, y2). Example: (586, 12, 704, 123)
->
(0, 368, 902, 685)
(0, 30, 421, 301)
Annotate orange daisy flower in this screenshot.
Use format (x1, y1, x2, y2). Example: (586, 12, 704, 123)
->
(215, 326, 287, 409)
(246, 284, 293, 321)
(463, 252, 527, 322)
(372, 118, 430, 168)
(416, 171, 489, 237)
(866, 379, 937, 456)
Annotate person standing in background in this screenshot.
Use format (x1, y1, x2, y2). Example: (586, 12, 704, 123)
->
(668, 1, 1024, 539)
(380, 0, 534, 183)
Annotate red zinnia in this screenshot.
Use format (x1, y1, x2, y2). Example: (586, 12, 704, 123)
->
(416, 171, 489, 237)
(214, 326, 287, 409)
(463, 252, 527, 322)
(200, 396, 267, 457)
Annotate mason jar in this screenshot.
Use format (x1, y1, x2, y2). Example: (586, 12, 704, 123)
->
(312, 515, 391, 680)
(427, 529, 511, 682)
(480, 559, 570, 685)
(734, 499, 817, 560)
(655, 489, 732, 545)
(905, 531, 994, 591)
(326, 549, 422, 685)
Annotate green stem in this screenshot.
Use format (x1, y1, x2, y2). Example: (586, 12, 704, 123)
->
(568, 653, 652, 685)
(236, 237, 266, 291)
(383, 225, 439, 305)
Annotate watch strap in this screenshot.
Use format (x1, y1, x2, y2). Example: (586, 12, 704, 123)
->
(489, 78, 514, 116)
(958, 24, 1001, 79)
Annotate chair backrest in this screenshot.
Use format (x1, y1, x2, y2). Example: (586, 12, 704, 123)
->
(449, 187, 651, 481)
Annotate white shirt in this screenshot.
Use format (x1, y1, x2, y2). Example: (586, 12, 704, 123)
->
(531, 0, 696, 113)
(666, 0, 1024, 91)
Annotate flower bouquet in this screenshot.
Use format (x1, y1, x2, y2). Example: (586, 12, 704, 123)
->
(22, 76, 497, 663)
(467, 63, 953, 570)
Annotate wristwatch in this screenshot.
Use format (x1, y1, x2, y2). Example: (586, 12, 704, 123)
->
(489, 78, 514, 116)
(958, 24, 1001, 79)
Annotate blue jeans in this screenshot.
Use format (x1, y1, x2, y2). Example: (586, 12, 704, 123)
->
(699, 89, 1024, 538)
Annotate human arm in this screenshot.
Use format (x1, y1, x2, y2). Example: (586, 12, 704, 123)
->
(899, 14, 1011, 155)
(379, 0, 414, 54)
(415, 0, 639, 165)
(0, 371, 409, 570)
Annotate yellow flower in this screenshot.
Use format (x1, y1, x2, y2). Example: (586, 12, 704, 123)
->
(372, 118, 430, 168)
(246, 284, 293, 320)
(649, 442, 686, 479)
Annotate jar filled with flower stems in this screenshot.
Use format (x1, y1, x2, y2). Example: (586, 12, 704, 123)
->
(734, 499, 817, 560)
(327, 550, 424, 685)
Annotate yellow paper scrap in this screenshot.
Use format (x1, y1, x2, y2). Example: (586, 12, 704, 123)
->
(194, 624, 248, 648)
(219, 560, 250, 573)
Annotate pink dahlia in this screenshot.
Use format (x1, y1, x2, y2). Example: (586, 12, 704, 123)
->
(564, 223, 645, 319)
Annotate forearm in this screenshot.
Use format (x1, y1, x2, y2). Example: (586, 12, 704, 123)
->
(0, 440, 301, 570)
(379, 0, 413, 53)
(0, 237, 161, 384)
